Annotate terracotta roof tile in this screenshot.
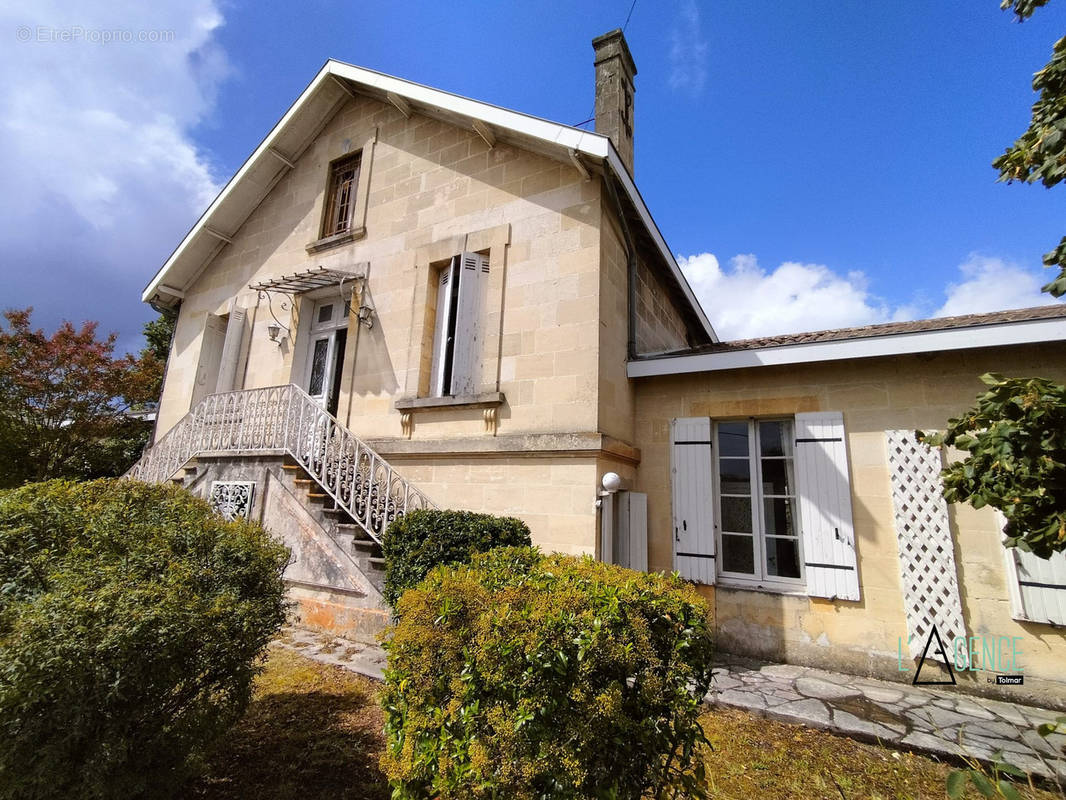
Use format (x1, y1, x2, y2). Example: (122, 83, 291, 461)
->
(690, 304, 1066, 354)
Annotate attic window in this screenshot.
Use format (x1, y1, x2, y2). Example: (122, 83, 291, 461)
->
(321, 152, 362, 237)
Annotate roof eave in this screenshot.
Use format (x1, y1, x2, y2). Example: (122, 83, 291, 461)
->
(142, 60, 615, 305)
(626, 316, 1066, 378)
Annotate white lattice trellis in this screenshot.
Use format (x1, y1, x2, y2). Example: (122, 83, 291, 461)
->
(886, 430, 967, 663)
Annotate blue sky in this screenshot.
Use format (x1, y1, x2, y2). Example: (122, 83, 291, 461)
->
(2, 0, 1064, 348)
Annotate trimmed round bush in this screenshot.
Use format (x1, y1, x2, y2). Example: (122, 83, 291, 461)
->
(381, 546, 715, 799)
(0, 479, 290, 799)
(381, 509, 531, 608)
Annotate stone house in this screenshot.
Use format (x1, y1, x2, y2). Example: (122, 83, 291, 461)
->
(132, 30, 1066, 707)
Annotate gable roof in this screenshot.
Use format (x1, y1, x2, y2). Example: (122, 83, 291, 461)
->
(143, 59, 717, 342)
(627, 304, 1066, 377)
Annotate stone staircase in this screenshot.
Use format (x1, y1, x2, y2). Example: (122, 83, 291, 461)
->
(126, 385, 432, 634)
(169, 454, 388, 594)
(126, 383, 435, 548)
(283, 459, 387, 590)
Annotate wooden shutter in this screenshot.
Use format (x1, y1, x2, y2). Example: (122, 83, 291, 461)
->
(614, 492, 643, 571)
(215, 307, 247, 393)
(794, 411, 860, 601)
(1007, 543, 1066, 625)
(449, 251, 488, 396)
(670, 417, 716, 584)
(620, 491, 648, 572)
(430, 260, 455, 396)
(191, 314, 227, 405)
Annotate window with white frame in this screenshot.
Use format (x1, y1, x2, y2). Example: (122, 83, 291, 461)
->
(670, 411, 860, 599)
(429, 251, 489, 397)
(716, 419, 803, 586)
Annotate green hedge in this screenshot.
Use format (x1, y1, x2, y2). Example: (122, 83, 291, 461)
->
(380, 546, 716, 799)
(381, 509, 531, 608)
(0, 479, 290, 800)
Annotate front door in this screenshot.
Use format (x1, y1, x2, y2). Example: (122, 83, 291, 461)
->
(304, 299, 348, 416)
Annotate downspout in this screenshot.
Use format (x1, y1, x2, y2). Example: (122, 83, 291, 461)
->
(602, 160, 639, 360)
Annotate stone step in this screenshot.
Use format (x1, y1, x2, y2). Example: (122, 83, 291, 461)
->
(368, 557, 386, 569)
(307, 492, 329, 501)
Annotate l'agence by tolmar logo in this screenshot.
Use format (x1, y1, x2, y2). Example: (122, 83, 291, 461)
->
(898, 624, 1024, 686)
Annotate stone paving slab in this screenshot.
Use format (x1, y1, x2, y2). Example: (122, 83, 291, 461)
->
(271, 625, 386, 681)
(707, 654, 1066, 782)
(272, 627, 1065, 783)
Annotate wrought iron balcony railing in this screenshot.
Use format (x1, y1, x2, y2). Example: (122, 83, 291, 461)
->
(126, 383, 434, 543)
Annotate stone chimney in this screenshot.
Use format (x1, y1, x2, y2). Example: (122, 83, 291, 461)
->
(593, 29, 637, 175)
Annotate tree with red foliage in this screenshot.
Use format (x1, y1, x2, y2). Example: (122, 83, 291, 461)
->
(0, 308, 163, 487)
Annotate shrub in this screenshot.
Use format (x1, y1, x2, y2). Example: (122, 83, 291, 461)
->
(381, 509, 531, 608)
(918, 373, 1066, 557)
(380, 546, 716, 799)
(0, 479, 290, 800)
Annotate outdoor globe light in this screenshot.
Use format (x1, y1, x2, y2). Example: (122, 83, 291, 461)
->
(601, 472, 622, 493)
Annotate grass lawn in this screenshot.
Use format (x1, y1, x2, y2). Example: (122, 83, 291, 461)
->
(187, 646, 1061, 800)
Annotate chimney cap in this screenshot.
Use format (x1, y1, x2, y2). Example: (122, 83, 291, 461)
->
(592, 28, 637, 77)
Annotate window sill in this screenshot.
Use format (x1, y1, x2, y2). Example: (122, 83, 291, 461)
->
(715, 578, 809, 597)
(394, 392, 505, 413)
(305, 226, 366, 254)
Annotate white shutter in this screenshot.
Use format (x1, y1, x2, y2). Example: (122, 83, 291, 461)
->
(612, 491, 648, 572)
(449, 251, 487, 396)
(670, 417, 716, 584)
(215, 307, 247, 393)
(794, 411, 860, 601)
(1007, 541, 1066, 625)
(191, 314, 227, 405)
(430, 260, 455, 396)
(625, 491, 648, 572)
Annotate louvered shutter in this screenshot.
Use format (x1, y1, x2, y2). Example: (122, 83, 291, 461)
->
(1008, 544, 1066, 625)
(430, 260, 455, 396)
(449, 251, 488, 396)
(670, 417, 716, 584)
(794, 411, 860, 601)
(215, 307, 247, 393)
(191, 314, 227, 405)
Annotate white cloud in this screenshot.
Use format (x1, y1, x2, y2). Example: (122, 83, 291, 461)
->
(679, 252, 896, 340)
(679, 251, 1060, 341)
(0, 0, 227, 347)
(934, 254, 1052, 318)
(668, 0, 708, 96)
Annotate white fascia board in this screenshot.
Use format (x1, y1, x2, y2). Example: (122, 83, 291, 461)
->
(626, 317, 1066, 378)
(328, 62, 611, 160)
(143, 63, 337, 303)
(604, 148, 718, 343)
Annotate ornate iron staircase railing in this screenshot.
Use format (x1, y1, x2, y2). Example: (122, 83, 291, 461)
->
(126, 383, 434, 543)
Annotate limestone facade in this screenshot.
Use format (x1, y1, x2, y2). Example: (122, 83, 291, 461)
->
(631, 343, 1066, 706)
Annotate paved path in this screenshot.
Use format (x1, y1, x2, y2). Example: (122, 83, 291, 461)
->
(274, 627, 1065, 783)
(272, 625, 386, 681)
(709, 653, 1066, 782)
